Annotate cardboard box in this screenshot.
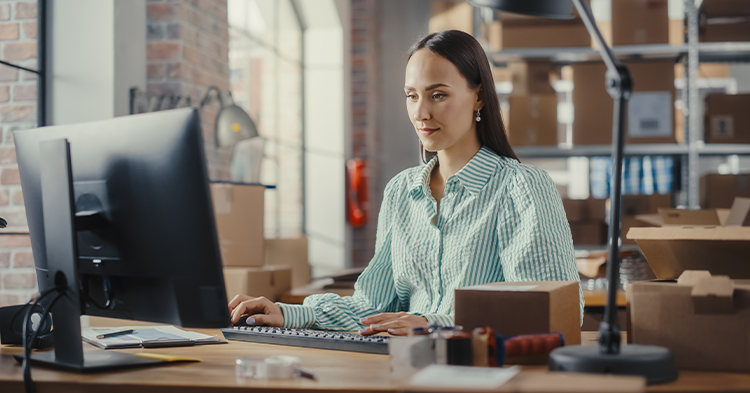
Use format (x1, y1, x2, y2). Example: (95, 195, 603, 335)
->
(508, 61, 557, 96)
(621, 194, 671, 216)
(569, 221, 607, 245)
(223, 265, 292, 302)
(699, 1, 750, 42)
(704, 94, 750, 144)
(638, 197, 750, 227)
(627, 226, 750, 279)
(609, 0, 669, 46)
(669, 19, 684, 45)
(701, 0, 750, 16)
(628, 271, 750, 372)
(429, 1, 473, 34)
(497, 21, 592, 49)
(265, 237, 311, 289)
(675, 63, 730, 79)
(621, 215, 656, 245)
(211, 183, 265, 267)
(573, 61, 676, 145)
(699, 17, 750, 42)
(507, 94, 558, 146)
(701, 174, 750, 209)
(563, 198, 607, 221)
(454, 281, 581, 346)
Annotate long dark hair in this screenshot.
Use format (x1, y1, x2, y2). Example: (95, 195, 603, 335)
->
(408, 30, 518, 163)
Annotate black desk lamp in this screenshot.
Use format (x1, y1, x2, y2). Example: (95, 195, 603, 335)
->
(468, 0, 678, 384)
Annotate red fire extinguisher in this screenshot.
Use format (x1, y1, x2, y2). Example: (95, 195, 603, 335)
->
(346, 159, 368, 227)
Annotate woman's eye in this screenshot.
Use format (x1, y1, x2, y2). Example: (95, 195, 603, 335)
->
(406, 94, 417, 100)
(432, 93, 446, 99)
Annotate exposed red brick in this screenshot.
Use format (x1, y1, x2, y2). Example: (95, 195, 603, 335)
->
(147, 63, 165, 79)
(0, 252, 8, 268)
(10, 188, 21, 205)
(167, 62, 191, 79)
(12, 251, 33, 268)
(0, 85, 8, 103)
(0, 234, 30, 247)
(0, 104, 35, 123)
(0, 188, 8, 206)
(147, 3, 176, 21)
(0, 293, 25, 307)
(182, 44, 200, 64)
(0, 4, 10, 21)
(12, 84, 35, 101)
(0, 23, 19, 40)
(21, 21, 35, 39)
(3, 271, 35, 289)
(0, 167, 19, 185)
(0, 66, 17, 82)
(15, 2, 36, 19)
(1, 209, 27, 228)
(3, 42, 36, 61)
(0, 146, 15, 164)
(147, 42, 179, 60)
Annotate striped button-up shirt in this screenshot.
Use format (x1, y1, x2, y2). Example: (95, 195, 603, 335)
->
(279, 146, 583, 330)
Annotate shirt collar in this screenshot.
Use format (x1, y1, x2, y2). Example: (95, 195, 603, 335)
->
(409, 146, 501, 198)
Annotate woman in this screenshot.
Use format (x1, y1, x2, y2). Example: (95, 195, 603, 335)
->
(229, 30, 582, 336)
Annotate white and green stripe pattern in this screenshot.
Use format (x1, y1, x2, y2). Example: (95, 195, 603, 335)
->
(278, 146, 583, 330)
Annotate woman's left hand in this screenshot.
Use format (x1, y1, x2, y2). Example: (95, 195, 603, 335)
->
(358, 312, 429, 336)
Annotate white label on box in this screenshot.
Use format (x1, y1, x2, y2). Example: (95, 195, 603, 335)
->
(409, 365, 520, 389)
(628, 91, 672, 138)
(461, 284, 538, 291)
(710, 115, 734, 139)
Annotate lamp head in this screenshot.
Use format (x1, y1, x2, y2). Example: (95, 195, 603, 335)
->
(215, 92, 259, 148)
(467, 0, 574, 19)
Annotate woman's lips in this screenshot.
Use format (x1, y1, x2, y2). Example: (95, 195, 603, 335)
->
(419, 128, 438, 137)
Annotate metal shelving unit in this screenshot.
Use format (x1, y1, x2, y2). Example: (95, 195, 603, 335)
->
(488, 42, 750, 65)
(488, 0, 750, 209)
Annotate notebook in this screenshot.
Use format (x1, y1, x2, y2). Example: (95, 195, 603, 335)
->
(82, 325, 226, 349)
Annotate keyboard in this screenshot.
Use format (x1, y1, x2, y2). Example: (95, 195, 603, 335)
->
(220, 326, 389, 354)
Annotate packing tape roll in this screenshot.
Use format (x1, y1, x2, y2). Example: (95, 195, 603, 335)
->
(265, 355, 301, 380)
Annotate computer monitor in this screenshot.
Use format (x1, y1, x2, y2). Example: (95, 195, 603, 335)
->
(14, 108, 230, 371)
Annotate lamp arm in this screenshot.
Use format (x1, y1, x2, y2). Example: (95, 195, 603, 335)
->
(572, 0, 633, 355)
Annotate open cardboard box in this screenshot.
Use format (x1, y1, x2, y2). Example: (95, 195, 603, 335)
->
(627, 197, 750, 279)
(628, 270, 750, 372)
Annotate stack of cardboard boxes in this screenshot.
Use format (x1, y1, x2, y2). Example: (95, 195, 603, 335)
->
(626, 198, 750, 372)
(506, 61, 559, 146)
(562, 198, 607, 245)
(210, 183, 311, 303)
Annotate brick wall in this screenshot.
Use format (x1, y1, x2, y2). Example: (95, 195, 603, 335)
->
(0, 0, 232, 307)
(0, 0, 36, 307)
(351, 0, 380, 267)
(146, 0, 231, 181)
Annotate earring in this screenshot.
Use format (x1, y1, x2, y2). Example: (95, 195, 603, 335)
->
(475, 109, 481, 122)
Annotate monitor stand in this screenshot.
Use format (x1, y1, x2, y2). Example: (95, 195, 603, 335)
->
(13, 138, 164, 373)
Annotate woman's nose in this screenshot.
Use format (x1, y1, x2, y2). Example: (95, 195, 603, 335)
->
(414, 100, 430, 122)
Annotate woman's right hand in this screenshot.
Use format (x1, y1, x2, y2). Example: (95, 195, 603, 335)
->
(228, 295, 284, 327)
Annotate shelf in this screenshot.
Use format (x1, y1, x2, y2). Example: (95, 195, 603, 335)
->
(515, 144, 750, 159)
(515, 144, 689, 158)
(697, 144, 750, 156)
(488, 42, 750, 65)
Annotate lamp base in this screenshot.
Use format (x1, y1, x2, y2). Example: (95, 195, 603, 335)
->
(548, 344, 678, 385)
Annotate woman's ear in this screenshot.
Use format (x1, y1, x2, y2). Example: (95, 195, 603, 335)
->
(475, 85, 484, 111)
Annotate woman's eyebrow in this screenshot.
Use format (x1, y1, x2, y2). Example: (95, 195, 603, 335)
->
(403, 83, 450, 91)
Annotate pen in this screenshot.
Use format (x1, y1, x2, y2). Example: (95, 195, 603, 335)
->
(96, 329, 135, 339)
(297, 368, 317, 381)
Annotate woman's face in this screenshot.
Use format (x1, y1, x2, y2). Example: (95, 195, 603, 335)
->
(405, 48, 482, 156)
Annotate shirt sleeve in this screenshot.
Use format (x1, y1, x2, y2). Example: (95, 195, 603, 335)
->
(497, 165, 584, 324)
(277, 173, 403, 330)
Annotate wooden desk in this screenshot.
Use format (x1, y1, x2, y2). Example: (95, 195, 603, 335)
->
(1, 331, 749, 393)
